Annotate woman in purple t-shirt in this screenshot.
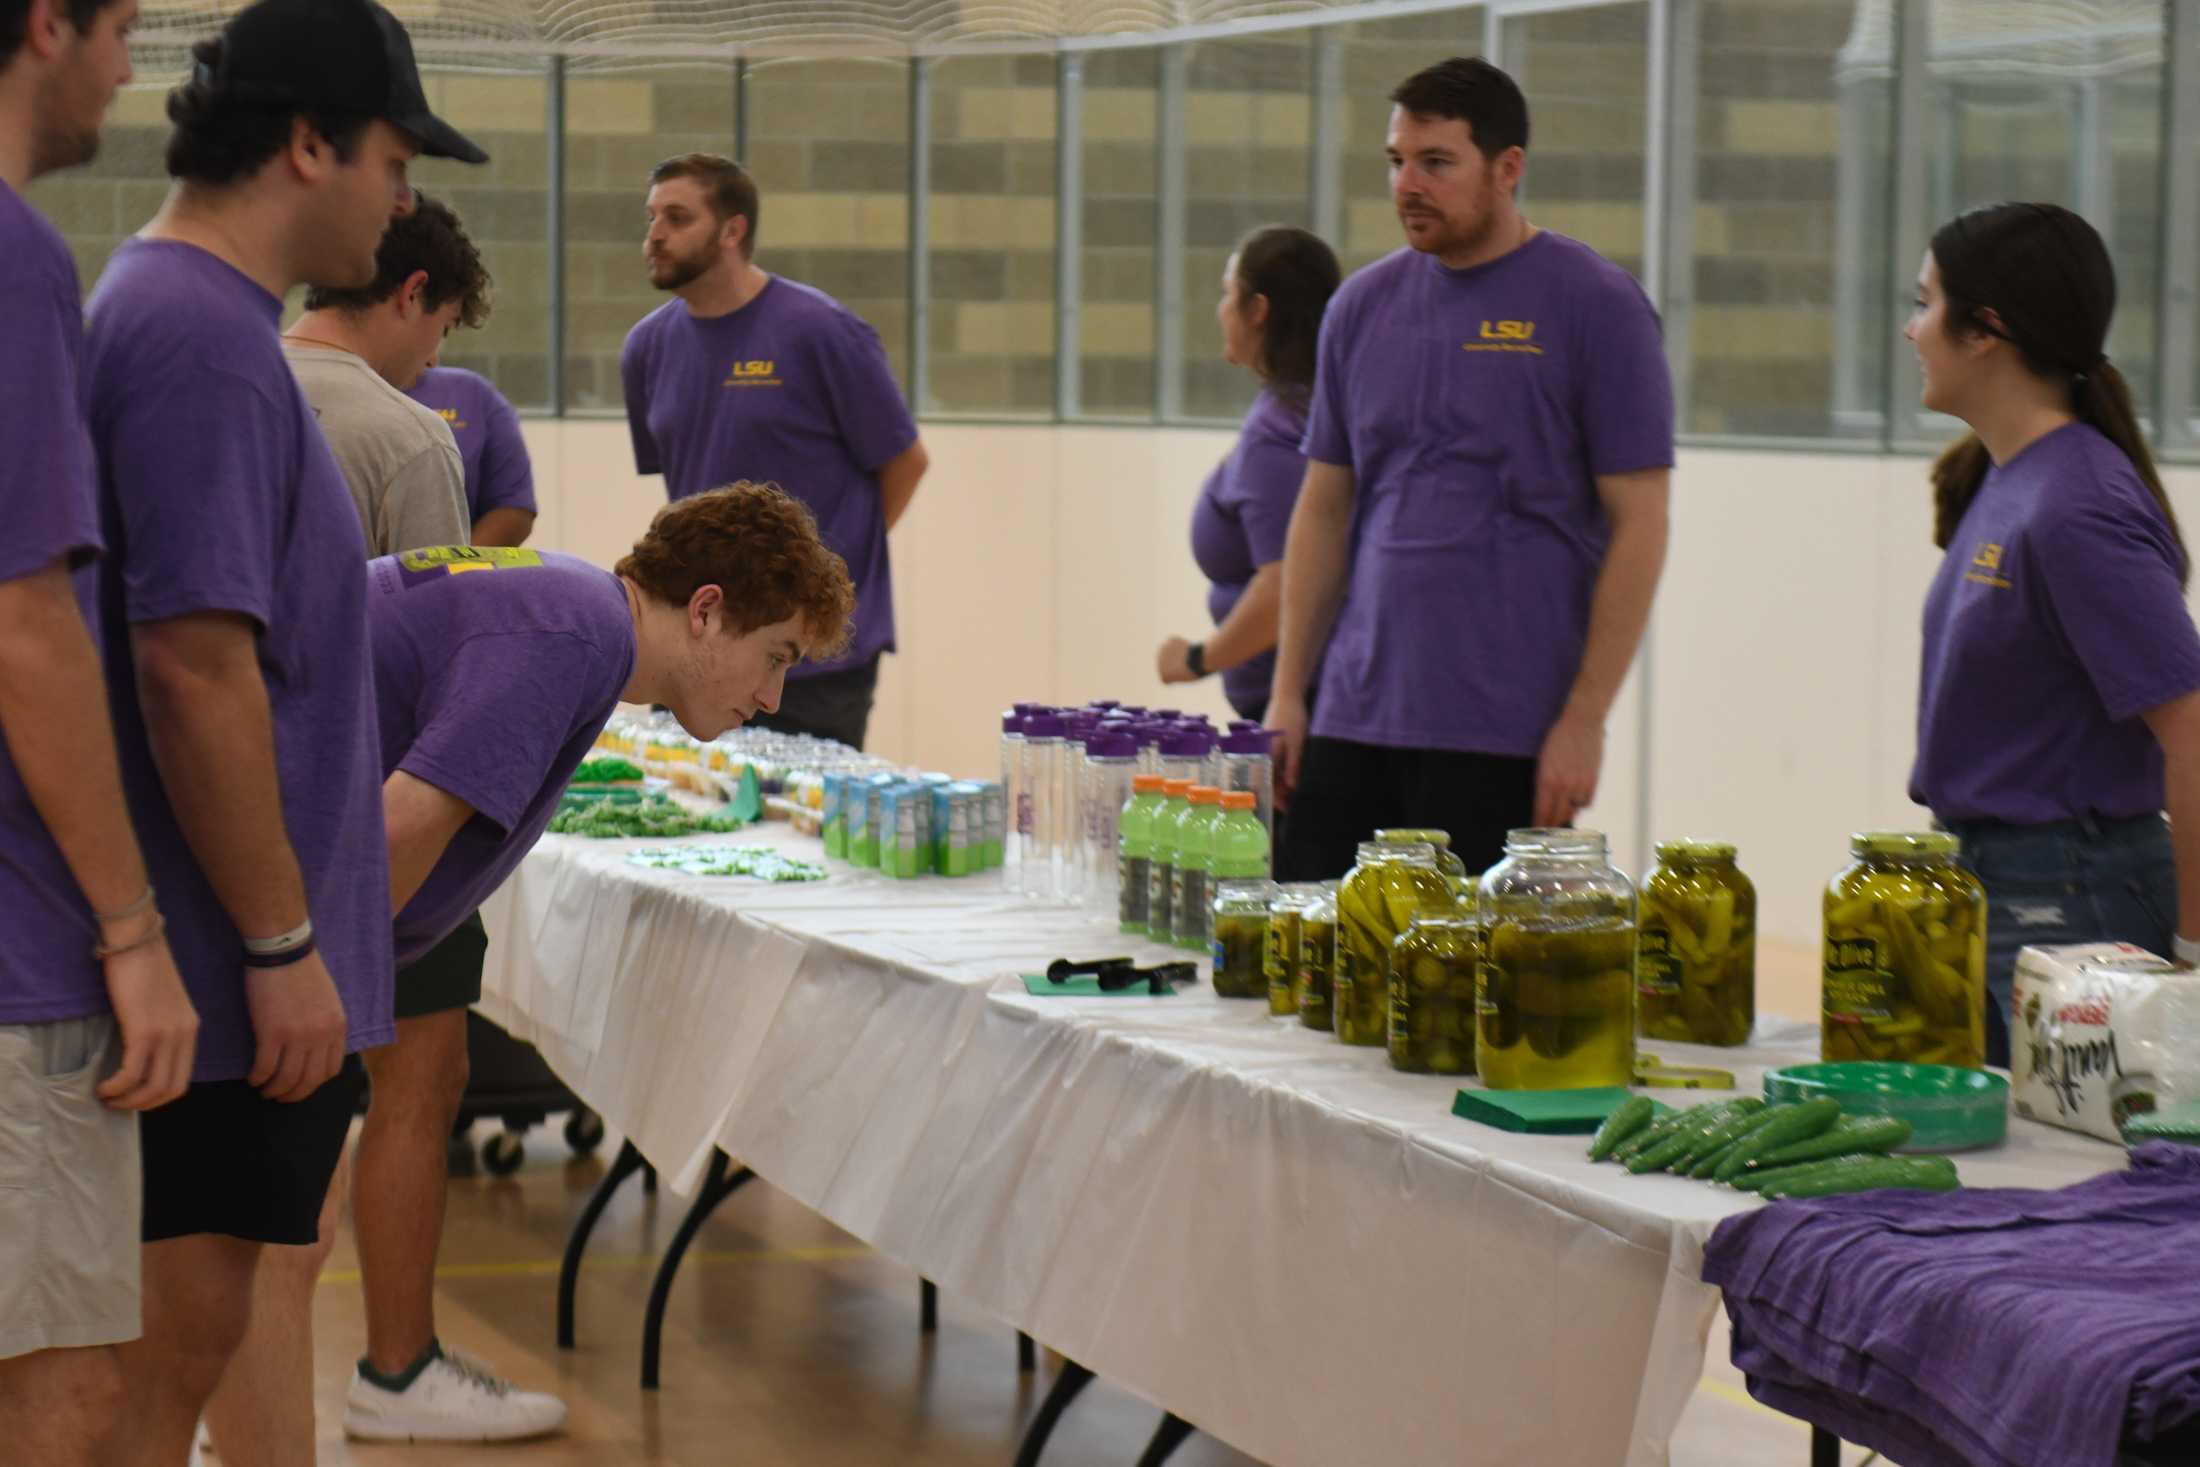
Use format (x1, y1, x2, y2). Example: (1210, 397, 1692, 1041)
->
(1158, 225, 1341, 723)
(1906, 202, 2200, 1065)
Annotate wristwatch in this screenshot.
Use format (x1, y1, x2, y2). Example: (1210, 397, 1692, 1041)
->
(1185, 641, 1208, 678)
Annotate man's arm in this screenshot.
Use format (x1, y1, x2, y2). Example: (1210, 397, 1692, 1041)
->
(0, 564, 197, 1110)
(384, 770, 476, 915)
(1268, 459, 1357, 799)
(878, 438, 929, 532)
(133, 612, 349, 1101)
(471, 508, 536, 548)
(1533, 467, 1671, 828)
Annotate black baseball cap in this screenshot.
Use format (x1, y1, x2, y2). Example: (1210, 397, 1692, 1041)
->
(197, 0, 488, 164)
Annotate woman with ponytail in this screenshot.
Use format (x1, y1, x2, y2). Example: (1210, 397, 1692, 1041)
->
(1907, 201, 2200, 1065)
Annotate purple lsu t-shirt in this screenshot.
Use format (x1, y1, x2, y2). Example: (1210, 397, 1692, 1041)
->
(619, 277, 917, 678)
(1189, 386, 1308, 717)
(85, 240, 395, 1081)
(1301, 235, 1674, 755)
(405, 366, 536, 523)
(0, 183, 109, 1024)
(1911, 422, 2200, 824)
(370, 549, 634, 967)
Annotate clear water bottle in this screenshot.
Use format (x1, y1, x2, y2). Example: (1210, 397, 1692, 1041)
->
(1000, 711, 1025, 882)
(1160, 725, 1214, 788)
(1080, 729, 1138, 918)
(1220, 727, 1276, 843)
(1019, 712, 1066, 901)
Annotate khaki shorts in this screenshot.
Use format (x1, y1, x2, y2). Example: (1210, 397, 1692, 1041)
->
(0, 1014, 140, 1359)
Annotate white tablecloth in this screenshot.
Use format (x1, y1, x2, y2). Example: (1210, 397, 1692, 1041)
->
(476, 826, 2127, 1467)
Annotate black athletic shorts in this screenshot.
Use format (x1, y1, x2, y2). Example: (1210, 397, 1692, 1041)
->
(141, 1053, 365, 1245)
(1277, 735, 1537, 883)
(395, 910, 487, 1020)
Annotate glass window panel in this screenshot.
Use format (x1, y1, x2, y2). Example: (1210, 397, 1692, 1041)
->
(1327, 7, 1489, 276)
(925, 54, 1057, 416)
(1686, 0, 1892, 439)
(1907, 0, 2163, 442)
(1079, 47, 1159, 419)
(1176, 32, 1313, 422)
(1502, 3, 1650, 276)
(744, 58, 913, 394)
(561, 65, 738, 413)
(411, 63, 553, 410)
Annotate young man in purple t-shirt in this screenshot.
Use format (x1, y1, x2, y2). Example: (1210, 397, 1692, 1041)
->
(79, 0, 484, 1458)
(407, 362, 538, 546)
(0, 1, 200, 1458)
(620, 152, 929, 750)
(1269, 58, 1674, 881)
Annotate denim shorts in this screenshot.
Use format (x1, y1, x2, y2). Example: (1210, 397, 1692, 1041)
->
(1947, 812, 2177, 1068)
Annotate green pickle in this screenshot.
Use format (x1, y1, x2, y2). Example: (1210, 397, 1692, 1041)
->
(1477, 829, 1637, 1090)
(1210, 881, 1275, 998)
(1388, 900, 1478, 1074)
(1297, 887, 1338, 1031)
(1335, 841, 1452, 1047)
(1637, 840, 1756, 1047)
(1821, 831, 1986, 1068)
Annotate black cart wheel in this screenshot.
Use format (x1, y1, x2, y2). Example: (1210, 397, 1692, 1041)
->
(564, 1108, 606, 1156)
(482, 1129, 526, 1176)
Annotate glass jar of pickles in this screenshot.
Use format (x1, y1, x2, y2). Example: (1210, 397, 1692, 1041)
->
(1374, 829, 1469, 889)
(1265, 884, 1320, 1017)
(1477, 829, 1637, 1089)
(1210, 880, 1275, 998)
(1336, 841, 1453, 1047)
(1822, 832, 1985, 1067)
(1637, 840, 1756, 1047)
(1297, 884, 1338, 1031)
(1389, 901, 1478, 1075)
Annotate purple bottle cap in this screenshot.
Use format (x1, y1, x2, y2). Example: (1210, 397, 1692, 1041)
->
(1228, 720, 1261, 732)
(1119, 705, 1149, 716)
(1085, 730, 1138, 759)
(1014, 702, 1045, 716)
(1090, 699, 1122, 710)
(1002, 712, 1023, 734)
(1221, 728, 1274, 757)
(1153, 708, 1182, 720)
(1023, 712, 1066, 738)
(1160, 727, 1215, 758)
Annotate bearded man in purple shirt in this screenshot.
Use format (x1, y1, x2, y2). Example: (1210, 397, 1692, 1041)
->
(0, 1, 200, 1460)
(1269, 58, 1674, 881)
(621, 153, 929, 750)
(78, 0, 485, 1458)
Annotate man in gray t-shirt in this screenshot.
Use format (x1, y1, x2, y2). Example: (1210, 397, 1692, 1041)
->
(281, 190, 487, 555)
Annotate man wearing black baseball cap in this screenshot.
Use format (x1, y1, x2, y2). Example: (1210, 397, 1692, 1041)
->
(80, 1, 484, 1460)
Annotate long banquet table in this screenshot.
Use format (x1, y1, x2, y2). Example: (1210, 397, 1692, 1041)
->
(475, 824, 2127, 1467)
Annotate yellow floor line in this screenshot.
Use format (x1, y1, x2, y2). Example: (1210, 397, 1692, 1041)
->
(1695, 1374, 1805, 1428)
(317, 1243, 875, 1288)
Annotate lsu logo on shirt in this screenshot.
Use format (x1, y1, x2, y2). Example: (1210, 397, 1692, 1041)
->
(724, 359, 783, 389)
(1964, 541, 2012, 590)
(392, 546, 543, 588)
(432, 406, 469, 432)
(1463, 320, 1542, 356)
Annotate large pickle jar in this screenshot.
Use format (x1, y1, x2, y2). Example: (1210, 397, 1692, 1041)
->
(1822, 832, 1985, 1067)
(1336, 842, 1452, 1047)
(1211, 881, 1275, 998)
(1375, 829, 1469, 890)
(1389, 902, 1478, 1075)
(1637, 840, 1756, 1046)
(1477, 829, 1637, 1089)
(1266, 884, 1320, 1017)
(1296, 885, 1338, 1030)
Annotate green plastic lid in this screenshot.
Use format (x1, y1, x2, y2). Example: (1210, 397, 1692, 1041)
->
(1655, 838, 1736, 863)
(2122, 1099, 2200, 1144)
(1851, 830, 1960, 860)
(1763, 1061, 2007, 1152)
(1376, 827, 1453, 848)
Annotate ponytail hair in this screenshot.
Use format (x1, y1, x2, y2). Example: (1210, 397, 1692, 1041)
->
(1925, 203, 2186, 587)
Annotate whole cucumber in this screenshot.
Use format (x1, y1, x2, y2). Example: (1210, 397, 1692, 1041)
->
(1588, 1095, 1658, 1162)
(1712, 1099, 1842, 1183)
(1627, 1099, 1751, 1175)
(1679, 1098, 1770, 1161)
(1758, 1154, 1960, 1199)
(1749, 1116, 1913, 1172)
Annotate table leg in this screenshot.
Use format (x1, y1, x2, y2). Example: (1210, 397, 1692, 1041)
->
(1134, 1412, 1196, 1467)
(557, 1138, 649, 1349)
(920, 1277, 939, 1333)
(1811, 1425, 1841, 1466)
(640, 1148, 756, 1389)
(1010, 1359, 1095, 1467)
(1016, 1331, 1035, 1372)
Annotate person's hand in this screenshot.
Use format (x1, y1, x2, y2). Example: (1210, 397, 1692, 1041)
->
(1269, 693, 1310, 810)
(1156, 636, 1198, 685)
(1534, 710, 1605, 828)
(97, 935, 199, 1111)
(246, 951, 349, 1102)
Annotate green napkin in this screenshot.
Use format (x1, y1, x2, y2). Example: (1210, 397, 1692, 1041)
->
(1451, 1086, 1633, 1135)
(1020, 973, 1176, 998)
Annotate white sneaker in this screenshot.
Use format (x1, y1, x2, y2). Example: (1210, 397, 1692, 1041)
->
(343, 1347, 568, 1443)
